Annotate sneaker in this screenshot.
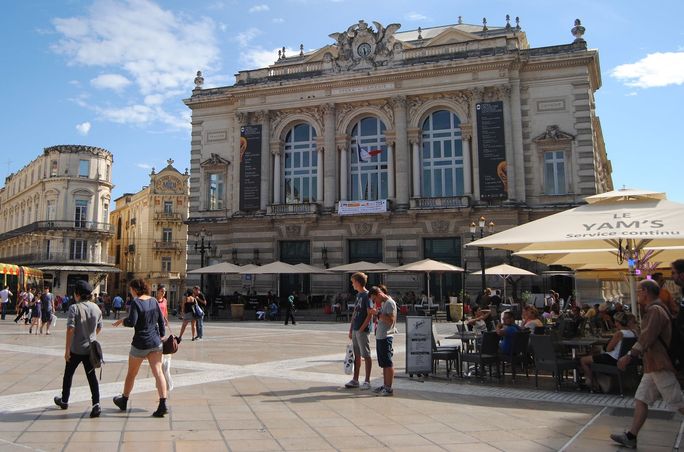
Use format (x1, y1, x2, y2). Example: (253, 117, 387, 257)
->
(344, 379, 360, 389)
(90, 403, 101, 418)
(610, 432, 636, 449)
(372, 385, 385, 394)
(378, 387, 394, 397)
(360, 381, 372, 390)
(53, 396, 68, 410)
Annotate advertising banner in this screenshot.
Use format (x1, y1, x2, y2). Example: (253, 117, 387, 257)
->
(337, 199, 387, 216)
(240, 125, 262, 211)
(405, 316, 433, 375)
(476, 101, 508, 200)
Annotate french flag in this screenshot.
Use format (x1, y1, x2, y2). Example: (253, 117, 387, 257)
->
(358, 145, 382, 162)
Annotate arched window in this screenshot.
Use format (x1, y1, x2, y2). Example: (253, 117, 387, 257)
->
(350, 117, 387, 200)
(421, 110, 464, 197)
(283, 123, 317, 203)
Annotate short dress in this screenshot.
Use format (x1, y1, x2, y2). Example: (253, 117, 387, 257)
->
(31, 302, 41, 319)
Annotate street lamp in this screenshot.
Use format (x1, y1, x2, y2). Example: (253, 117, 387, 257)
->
(470, 216, 495, 294)
(194, 228, 212, 296)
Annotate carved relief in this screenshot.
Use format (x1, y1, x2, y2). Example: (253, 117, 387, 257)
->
(285, 225, 301, 237)
(355, 223, 372, 235)
(432, 220, 449, 233)
(328, 20, 401, 71)
(235, 112, 248, 125)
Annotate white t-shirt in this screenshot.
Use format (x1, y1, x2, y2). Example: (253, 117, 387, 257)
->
(0, 289, 11, 303)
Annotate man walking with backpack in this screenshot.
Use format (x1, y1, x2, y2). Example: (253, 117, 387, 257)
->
(610, 279, 684, 448)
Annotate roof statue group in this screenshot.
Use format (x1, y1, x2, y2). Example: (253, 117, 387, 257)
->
(327, 20, 401, 70)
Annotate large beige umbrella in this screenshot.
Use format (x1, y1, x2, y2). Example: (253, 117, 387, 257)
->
(470, 263, 536, 303)
(238, 261, 311, 297)
(293, 263, 330, 274)
(187, 261, 242, 274)
(327, 261, 395, 273)
(391, 259, 464, 305)
(467, 188, 684, 311)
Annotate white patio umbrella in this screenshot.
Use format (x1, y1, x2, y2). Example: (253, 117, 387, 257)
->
(469, 263, 536, 303)
(187, 261, 242, 274)
(327, 261, 395, 273)
(237, 261, 311, 297)
(391, 259, 464, 306)
(467, 188, 684, 311)
(293, 263, 330, 274)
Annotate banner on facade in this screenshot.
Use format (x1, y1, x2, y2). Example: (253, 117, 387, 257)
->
(239, 125, 262, 211)
(476, 101, 508, 200)
(337, 199, 387, 216)
(405, 316, 433, 375)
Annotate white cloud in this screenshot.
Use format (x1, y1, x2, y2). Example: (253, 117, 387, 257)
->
(234, 27, 262, 47)
(76, 121, 91, 135)
(249, 4, 269, 13)
(406, 12, 428, 21)
(51, 0, 220, 129)
(91, 73, 131, 91)
(272, 17, 284, 23)
(137, 163, 153, 169)
(611, 52, 684, 88)
(241, 47, 295, 69)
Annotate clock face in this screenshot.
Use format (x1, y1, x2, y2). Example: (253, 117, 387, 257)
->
(357, 43, 372, 57)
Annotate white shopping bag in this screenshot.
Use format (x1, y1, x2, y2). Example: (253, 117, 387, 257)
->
(343, 343, 354, 375)
(162, 355, 174, 391)
(51, 313, 57, 327)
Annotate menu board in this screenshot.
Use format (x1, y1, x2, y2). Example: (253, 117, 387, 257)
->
(476, 101, 508, 200)
(405, 316, 433, 375)
(240, 125, 262, 211)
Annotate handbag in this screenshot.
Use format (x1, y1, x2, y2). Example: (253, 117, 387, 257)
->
(193, 302, 204, 318)
(343, 342, 354, 375)
(162, 334, 179, 354)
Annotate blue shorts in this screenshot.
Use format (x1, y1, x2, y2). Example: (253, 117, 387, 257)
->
(376, 337, 394, 368)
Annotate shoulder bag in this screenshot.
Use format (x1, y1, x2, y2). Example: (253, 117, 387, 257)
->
(78, 303, 104, 379)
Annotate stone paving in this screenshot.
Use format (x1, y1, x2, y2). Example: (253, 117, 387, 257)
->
(0, 317, 681, 451)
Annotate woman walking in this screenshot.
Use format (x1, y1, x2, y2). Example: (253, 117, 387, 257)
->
(112, 279, 168, 417)
(156, 285, 174, 391)
(53, 280, 103, 417)
(178, 289, 197, 341)
(29, 290, 41, 334)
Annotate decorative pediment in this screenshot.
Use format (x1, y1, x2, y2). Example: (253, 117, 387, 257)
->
(426, 27, 483, 46)
(327, 20, 401, 71)
(533, 125, 575, 143)
(200, 153, 230, 167)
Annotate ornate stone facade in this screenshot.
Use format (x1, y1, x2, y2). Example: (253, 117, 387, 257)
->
(0, 145, 115, 293)
(109, 161, 189, 306)
(184, 17, 612, 300)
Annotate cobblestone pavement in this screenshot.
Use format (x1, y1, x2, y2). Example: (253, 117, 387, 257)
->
(0, 317, 681, 451)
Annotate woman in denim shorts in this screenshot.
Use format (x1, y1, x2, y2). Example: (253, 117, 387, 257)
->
(112, 278, 168, 417)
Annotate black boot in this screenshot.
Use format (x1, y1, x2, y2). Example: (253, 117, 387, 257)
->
(90, 403, 101, 418)
(53, 396, 68, 410)
(113, 394, 128, 411)
(152, 398, 168, 417)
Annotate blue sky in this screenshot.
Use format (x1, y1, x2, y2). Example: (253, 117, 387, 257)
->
(2, 0, 683, 202)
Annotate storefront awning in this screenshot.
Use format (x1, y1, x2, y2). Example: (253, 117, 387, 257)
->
(38, 265, 121, 273)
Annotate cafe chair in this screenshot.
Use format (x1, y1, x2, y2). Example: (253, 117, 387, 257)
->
(431, 329, 460, 377)
(590, 337, 639, 396)
(499, 331, 530, 381)
(460, 331, 500, 379)
(530, 334, 578, 390)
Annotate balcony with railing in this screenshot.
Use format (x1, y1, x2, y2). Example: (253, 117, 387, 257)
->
(153, 240, 183, 251)
(154, 212, 184, 222)
(266, 203, 320, 216)
(410, 196, 471, 210)
(0, 220, 113, 241)
(3, 252, 116, 266)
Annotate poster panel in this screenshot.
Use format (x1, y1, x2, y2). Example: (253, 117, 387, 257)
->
(476, 101, 508, 200)
(240, 124, 262, 211)
(405, 316, 433, 375)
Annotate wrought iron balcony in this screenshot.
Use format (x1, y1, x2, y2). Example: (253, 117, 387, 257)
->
(410, 196, 471, 210)
(154, 212, 183, 222)
(153, 240, 183, 251)
(0, 220, 113, 241)
(3, 252, 115, 266)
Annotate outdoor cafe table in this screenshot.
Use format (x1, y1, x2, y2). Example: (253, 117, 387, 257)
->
(445, 331, 480, 353)
(560, 337, 607, 383)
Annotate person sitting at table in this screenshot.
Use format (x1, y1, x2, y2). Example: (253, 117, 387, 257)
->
(522, 306, 544, 332)
(597, 303, 615, 333)
(467, 306, 491, 334)
(579, 312, 638, 390)
(267, 301, 279, 320)
(496, 310, 521, 354)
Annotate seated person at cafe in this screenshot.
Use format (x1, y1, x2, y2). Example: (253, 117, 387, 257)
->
(496, 310, 520, 354)
(467, 306, 492, 333)
(579, 312, 637, 389)
(597, 303, 615, 333)
(522, 306, 544, 332)
(267, 301, 279, 320)
(256, 305, 266, 320)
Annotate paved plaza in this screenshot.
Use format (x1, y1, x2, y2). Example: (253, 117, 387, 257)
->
(0, 317, 682, 451)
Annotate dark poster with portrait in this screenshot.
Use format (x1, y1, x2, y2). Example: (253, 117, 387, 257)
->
(240, 124, 262, 211)
(476, 101, 508, 200)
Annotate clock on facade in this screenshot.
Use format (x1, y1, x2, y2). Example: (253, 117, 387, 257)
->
(357, 43, 372, 57)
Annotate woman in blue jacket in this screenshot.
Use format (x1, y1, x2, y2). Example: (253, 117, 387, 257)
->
(112, 278, 168, 417)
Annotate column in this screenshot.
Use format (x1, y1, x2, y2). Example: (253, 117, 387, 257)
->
(469, 88, 482, 201)
(259, 110, 271, 210)
(315, 137, 324, 204)
(501, 85, 517, 201)
(510, 75, 526, 202)
(337, 135, 349, 201)
(391, 96, 409, 208)
(322, 104, 337, 210)
(384, 130, 396, 201)
(407, 128, 421, 199)
(460, 123, 473, 196)
(271, 140, 282, 203)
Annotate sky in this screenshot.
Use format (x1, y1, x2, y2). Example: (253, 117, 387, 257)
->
(2, 0, 684, 202)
